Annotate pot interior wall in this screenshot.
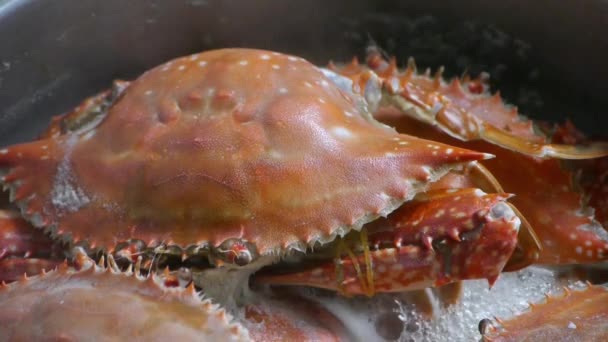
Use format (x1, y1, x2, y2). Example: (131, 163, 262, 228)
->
(1, 0, 606, 145)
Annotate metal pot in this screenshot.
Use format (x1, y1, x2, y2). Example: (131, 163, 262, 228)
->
(1, 0, 606, 142)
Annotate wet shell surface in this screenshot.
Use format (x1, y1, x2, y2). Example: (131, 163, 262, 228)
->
(0, 48, 487, 257)
(482, 284, 608, 341)
(0, 252, 248, 341)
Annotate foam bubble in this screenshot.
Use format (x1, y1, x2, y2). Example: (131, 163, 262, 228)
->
(399, 267, 564, 341)
(283, 266, 565, 341)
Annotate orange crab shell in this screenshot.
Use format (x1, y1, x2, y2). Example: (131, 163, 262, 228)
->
(0, 48, 489, 257)
(0, 252, 249, 341)
(0, 209, 60, 260)
(0, 250, 351, 341)
(375, 109, 608, 265)
(0, 258, 64, 284)
(0, 210, 64, 283)
(482, 284, 608, 341)
(359, 52, 541, 145)
(330, 50, 608, 263)
(345, 50, 608, 160)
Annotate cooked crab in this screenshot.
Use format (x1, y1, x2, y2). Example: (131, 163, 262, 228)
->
(480, 282, 608, 341)
(1, 48, 607, 340)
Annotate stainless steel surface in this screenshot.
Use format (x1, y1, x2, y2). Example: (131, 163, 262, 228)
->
(1, 0, 607, 145)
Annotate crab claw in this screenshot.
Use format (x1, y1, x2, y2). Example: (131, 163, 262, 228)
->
(375, 109, 608, 265)
(368, 188, 513, 250)
(329, 50, 608, 159)
(255, 188, 520, 295)
(378, 171, 540, 273)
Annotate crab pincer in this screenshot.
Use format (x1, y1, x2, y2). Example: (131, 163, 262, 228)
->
(375, 105, 608, 266)
(256, 187, 520, 296)
(327, 51, 608, 267)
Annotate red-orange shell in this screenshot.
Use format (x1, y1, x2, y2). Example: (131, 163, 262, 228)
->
(483, 284, 608, 341)
(0, 254, 248, 341)
(0, 49, 487, 255)
(375, 109, 608, 265)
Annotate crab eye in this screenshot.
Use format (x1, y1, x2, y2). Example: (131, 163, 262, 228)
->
(211, 238, 258, 266)
(478, 318, 494, 336)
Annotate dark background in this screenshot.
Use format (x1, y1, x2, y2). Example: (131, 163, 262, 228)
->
(1, 0, 606, 145)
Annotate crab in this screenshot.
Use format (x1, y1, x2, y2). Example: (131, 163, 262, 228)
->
(1, 48, 607, 340)
(480, 282, 608, 341)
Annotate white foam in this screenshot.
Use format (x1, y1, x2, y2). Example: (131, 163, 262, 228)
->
(276, 266, 565, 341)
(400, 267, 563, 341)
(50, 136, 91, 213)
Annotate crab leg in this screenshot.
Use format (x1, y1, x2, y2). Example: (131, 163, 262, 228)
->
(481, 284, 608, 341)
(256, 188, 519, 295)
(244, 290, 351, 341)
(328, 51, 608, 159)
(375, 109, 608, 265)
(0, 190, 9, 208)
(552, 120, 608, 229)
(39, 80, 130, 139)
(433, 280, 463, 307)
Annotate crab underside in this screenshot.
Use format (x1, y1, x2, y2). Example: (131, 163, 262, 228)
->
(1, 48, 608, 341)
